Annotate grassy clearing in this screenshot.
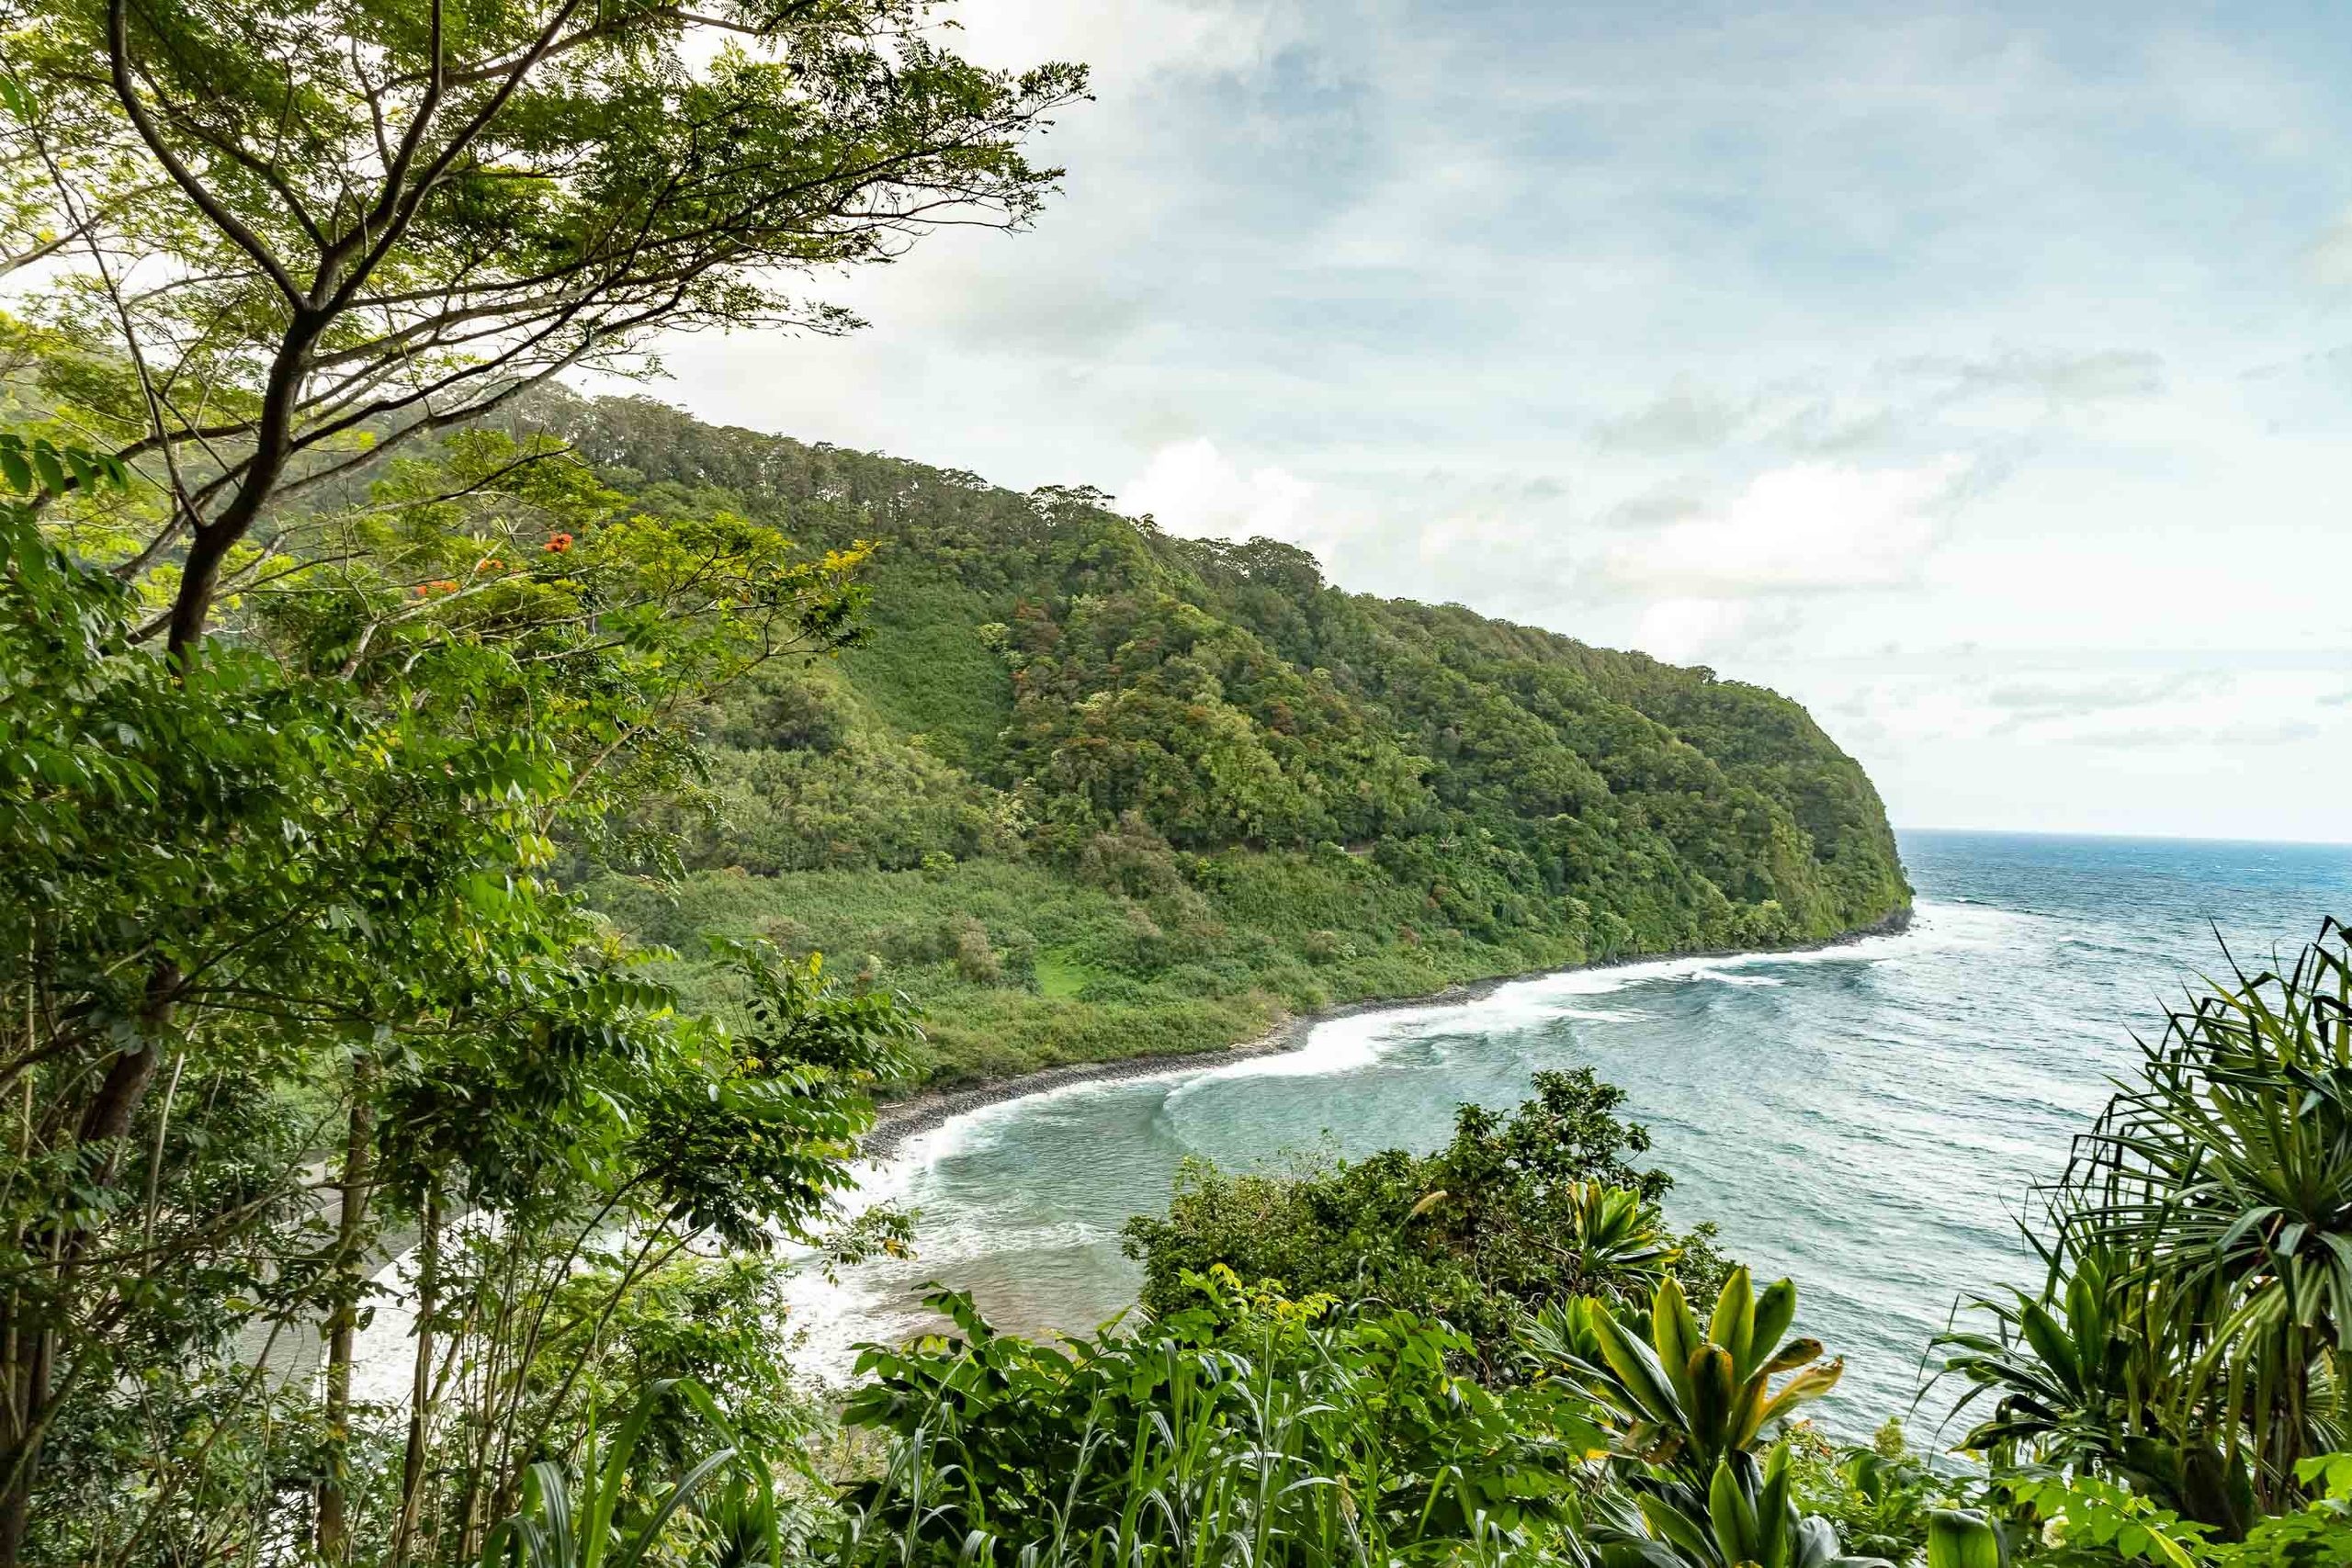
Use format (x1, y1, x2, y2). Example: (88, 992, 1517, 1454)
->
(587, 850, 1593, 1088)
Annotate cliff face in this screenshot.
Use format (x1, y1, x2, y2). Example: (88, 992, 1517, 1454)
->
(541, 392, 1910, 1079)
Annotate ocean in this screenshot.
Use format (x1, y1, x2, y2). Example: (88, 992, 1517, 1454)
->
(786, 829, 2352, 1434)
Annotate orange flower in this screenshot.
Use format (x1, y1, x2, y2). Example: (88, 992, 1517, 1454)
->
(545, 532, 573, 553)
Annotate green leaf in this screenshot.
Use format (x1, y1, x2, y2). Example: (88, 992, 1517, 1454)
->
(1749, 1277, 1799, 1372)
(1926, 1509, 2002, 1568)
(29, 442, 66, 496)
(1711, 1264, 1757, 1371)
(1655, 1273, 1706, 1410)
(1686, 1344, 1737, 1456)
(2017, 1300, 2083, 1393)
(1709, 1456, 1759, 1566)
(1588, 1299, 1687, 1428)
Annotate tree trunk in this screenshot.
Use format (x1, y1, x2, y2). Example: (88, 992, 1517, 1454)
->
(314, 1072, 377, 1563)
(164, 524, 240, 661)
(75, 962, 178, 1156)
(0, 1320, 51, 1568)
(390, 1190, 441, 1568)
(0, 961, 180, 1566)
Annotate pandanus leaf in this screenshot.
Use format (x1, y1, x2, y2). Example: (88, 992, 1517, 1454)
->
(1711, 1266, 1758, 1371)
(2062, 1271, 2111, 1374)
(2017, 1301, 2084, 1395)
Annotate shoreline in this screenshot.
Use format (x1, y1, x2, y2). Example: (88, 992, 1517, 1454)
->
(862, 902, 1914, 1159)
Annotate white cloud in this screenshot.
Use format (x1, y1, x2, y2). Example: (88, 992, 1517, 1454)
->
(1635, 598, 1754, 664)
(1893, 350, 2165, 409)
(1591, 378, 1754, 453)
(1125, 437, 1324, 545)
(2301, 209, 2352, 291)
(1605, 458, 1968, 597)
(940, 0, 1286, 85)
(624, 0, 2352, 841)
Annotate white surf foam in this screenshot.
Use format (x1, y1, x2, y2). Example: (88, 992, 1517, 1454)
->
(353, 916, 1952, 1396)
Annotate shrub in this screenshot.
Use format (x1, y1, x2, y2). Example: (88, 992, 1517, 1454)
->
(1302, 928, 1353, 964)
(1123, 1069, 1732, 1373)
(950, 917, 1001, 985)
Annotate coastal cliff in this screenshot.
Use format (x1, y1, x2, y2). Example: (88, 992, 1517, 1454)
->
(542, 392, 1913, 1084)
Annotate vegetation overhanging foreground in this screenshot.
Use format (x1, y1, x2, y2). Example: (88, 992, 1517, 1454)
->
(0, 0, 2346, 1564)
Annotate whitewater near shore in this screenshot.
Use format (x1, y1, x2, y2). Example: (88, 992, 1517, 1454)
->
(780, 825, 2352, 1425)
(864, 906, 1917, 1159)
(786, 908, 1928, 1388)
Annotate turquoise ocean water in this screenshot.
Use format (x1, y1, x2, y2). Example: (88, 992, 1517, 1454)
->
(789, 830, 2352, 1432)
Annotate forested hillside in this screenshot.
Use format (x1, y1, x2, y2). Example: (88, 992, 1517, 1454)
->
(533, 393, 1911, 1082)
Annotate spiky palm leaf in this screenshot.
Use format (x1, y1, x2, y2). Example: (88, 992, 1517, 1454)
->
(2057, 919, 2352, 1507)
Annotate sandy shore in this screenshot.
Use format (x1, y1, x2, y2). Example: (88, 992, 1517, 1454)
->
(863, 904, 1914, 1159)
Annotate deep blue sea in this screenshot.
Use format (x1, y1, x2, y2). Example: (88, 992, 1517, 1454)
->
(788, 831, 2352, 1434)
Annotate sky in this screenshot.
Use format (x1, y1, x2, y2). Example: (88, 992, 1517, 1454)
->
(621, 0, 2352, 843)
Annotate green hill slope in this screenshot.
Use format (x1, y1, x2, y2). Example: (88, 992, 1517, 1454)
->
(544, 393, 1911, 1084)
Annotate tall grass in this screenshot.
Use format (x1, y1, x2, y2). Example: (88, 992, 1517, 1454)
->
(830, 1272, 1586, 1568)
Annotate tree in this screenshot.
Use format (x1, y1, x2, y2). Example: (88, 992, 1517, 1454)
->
(8, 0, 1084, 655)
(1122, 1068, 1736, 1374)
(0, 423, 922, 1560)
(0, 6, 1075, 1556)
(1936, 919, 2352, 1534)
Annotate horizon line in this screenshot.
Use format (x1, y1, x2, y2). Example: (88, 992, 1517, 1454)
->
(1897, 824, 2352, 850)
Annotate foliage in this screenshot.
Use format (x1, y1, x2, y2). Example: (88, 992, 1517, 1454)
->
(2064, 922, 2352, 1504)
(1956, 1457, 2352, 1561)
(0, 424, 914, 1561)
(1933, 1243, 2245, 1531)
(0, 0, 1077, 1552)
(481, 1380, 743, 1568)
(1517, 1269, 1887, 1567)
(0, 4, 1936, 1564)
(1529, 1269, 1844, 1485)
(836, 1265, 1608, 1567)
(5, 0, 1082, 659)
(1785, 1420, 1954, 1565)
(1970, 1454, 2352, 1568)
(591, 845, 1594, 1084)
(1, 432, 2333, 1568)
(513, 389, 1912, 1085)
(1993, 1472, 2211, 1566)
(1935, 920, 2352, 1532)
(2211, 1455, 2352, 1567)
(1121, 1070, 1730, 1371)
